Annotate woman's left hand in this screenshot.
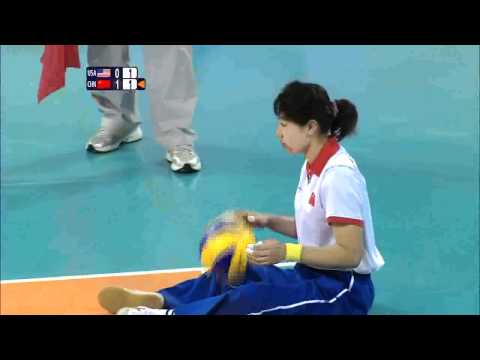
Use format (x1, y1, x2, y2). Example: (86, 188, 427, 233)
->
(248, 239, 286, 265)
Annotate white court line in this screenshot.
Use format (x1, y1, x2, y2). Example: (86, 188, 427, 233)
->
(0, 262, 296, 284)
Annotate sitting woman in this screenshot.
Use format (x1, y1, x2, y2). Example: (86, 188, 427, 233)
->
(98, 80, 385, 315)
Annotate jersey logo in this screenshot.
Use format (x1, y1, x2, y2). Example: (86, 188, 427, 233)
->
(309, 192, 316, 207)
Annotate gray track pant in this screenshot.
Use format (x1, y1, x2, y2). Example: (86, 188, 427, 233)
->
(87, 45, 197, 149)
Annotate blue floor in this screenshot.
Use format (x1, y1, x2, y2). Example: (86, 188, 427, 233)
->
(1, 45, 479, 314)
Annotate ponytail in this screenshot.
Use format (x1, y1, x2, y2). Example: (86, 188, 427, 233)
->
(330, 99, 358, 141)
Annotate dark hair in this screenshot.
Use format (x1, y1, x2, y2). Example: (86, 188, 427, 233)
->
(273, 80, 358, 141)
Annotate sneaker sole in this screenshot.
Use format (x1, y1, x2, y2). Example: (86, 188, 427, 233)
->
(165, 153, 202, 172)
(175, 164, 201, 173)
(167, 159, 202, 173)
(98, 286, 164, 314)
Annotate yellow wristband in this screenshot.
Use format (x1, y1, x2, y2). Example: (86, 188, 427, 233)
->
(285, 243, 303, 262)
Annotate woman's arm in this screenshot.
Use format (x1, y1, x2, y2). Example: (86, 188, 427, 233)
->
(239, 211, 297, 239)
(248, 223, 363, 269)
(300, 223, 363, 269)
(265, 215, 297, 239)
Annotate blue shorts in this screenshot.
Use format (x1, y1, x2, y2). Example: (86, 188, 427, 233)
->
(158, 263, 374, 315)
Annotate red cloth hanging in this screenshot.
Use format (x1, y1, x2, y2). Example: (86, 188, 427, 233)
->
(37, 45, 80, 103)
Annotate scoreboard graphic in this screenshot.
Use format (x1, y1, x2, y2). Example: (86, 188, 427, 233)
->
(86, 67, 146, 91)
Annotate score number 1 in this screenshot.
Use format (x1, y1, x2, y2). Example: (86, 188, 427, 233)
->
(122, 67, 138, 90)
(113, 68, 121, 90)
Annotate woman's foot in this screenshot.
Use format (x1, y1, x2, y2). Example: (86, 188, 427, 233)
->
(117, 306, 174, 315)
(98, 286, 164, 314)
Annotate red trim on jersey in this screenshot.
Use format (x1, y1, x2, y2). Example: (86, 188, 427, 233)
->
(309, 192, 316, 207)
(327, 216, 364, 227)
(306, 137, 340, 179)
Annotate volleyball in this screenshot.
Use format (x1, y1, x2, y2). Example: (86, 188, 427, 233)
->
(200, 211, 256, 285)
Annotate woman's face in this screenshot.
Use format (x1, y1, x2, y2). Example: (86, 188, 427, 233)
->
(275, 117, 310, 154)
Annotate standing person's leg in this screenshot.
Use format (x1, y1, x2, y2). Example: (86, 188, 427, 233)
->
(86, 45, 142, 153)
(143, 45, 202, 172)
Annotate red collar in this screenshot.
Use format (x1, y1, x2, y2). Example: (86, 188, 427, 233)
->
(306, 137, 340, 179)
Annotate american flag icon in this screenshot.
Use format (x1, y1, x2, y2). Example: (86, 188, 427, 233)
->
(97, 68, 111, 78)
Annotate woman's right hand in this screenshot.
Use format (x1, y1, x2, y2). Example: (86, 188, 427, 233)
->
(237, 210, 270, 229)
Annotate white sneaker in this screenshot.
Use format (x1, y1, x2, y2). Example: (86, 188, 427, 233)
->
(117, 306, 175, 315)
(166, 145, 202, 173)
(86, 125, 143, 153)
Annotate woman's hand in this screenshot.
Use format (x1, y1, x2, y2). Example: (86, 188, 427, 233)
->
(236, 210, 271, 228)
(247, 239, 286, 265)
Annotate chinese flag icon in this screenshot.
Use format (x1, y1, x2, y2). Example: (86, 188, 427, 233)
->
(97, 79, 111, 90)
(137, 78, 146, 90)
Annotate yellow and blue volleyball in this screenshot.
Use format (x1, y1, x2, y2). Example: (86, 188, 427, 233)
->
(200, 211, 256, 285)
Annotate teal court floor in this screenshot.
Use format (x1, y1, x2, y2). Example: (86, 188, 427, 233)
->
(1, 45, 478, 314)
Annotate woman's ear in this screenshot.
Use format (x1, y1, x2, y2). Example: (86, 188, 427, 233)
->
(306, 119, 318, 136)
